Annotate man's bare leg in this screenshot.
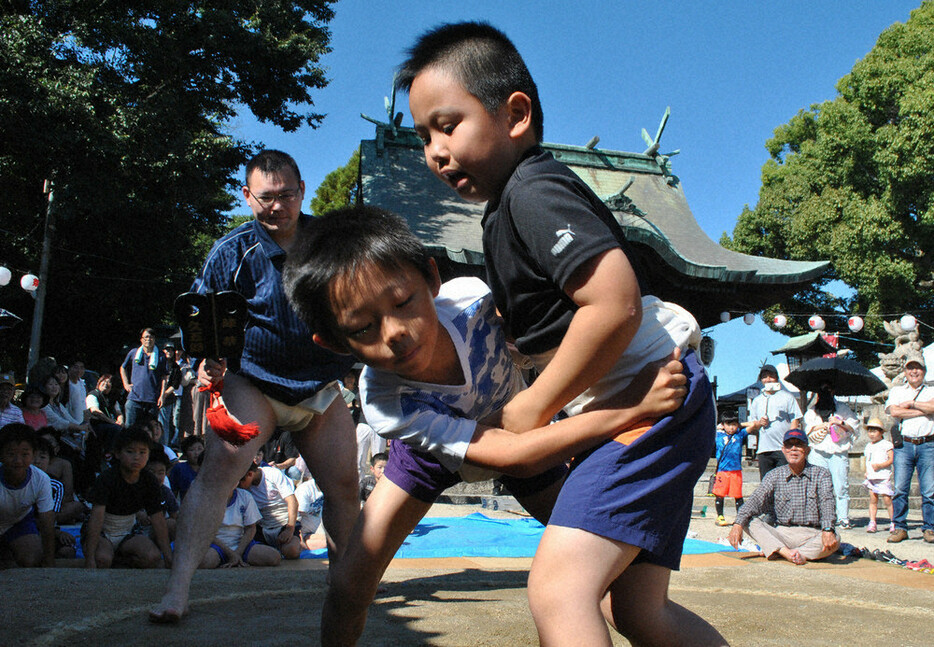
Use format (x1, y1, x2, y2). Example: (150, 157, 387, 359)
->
(150, 373, 276, 622)
(293, 396, 359, 562)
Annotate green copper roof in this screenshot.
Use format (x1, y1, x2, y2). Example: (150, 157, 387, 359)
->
(359, 120, 829, 328)
(772, 332, 838, 356)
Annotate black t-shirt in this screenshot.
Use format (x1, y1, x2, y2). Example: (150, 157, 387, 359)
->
(481, 147, 650, 355)
(87, 466, 164, 516)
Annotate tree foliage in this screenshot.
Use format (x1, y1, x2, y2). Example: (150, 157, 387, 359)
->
(723, 1, 934, 347)
(311, 148, 360, 216)
(0, 1, 336, 373)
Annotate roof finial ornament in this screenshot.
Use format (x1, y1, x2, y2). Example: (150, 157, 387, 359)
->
(384, 76, 403, 136)
(641, 107, 681, 186)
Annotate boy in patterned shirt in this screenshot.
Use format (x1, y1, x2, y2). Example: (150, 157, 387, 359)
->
(282, 205, 688, 644)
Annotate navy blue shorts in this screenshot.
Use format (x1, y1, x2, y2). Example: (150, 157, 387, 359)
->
(0, 510, 38, 546)
(384, 438, 567, 504)
(210, 540, 259, 564)
(548, 350, 716, 571)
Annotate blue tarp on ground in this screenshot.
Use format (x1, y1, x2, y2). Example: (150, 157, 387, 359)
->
(64, 513, 741, 561)
(300, 512, 739, 559)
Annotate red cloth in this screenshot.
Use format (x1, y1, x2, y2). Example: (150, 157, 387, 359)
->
(200, 381, 260, 446)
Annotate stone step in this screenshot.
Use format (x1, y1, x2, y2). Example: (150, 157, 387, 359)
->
(441, 460, 923, 511)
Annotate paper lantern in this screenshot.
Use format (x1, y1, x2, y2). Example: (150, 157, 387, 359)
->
(773, 314, 787, 328)
(900, 314, 917, 332)
(847, 316, 864, 333)
(719, 311, 730, 323)
(0, 266, 11, 286)
(20, 273, 39, 292)
(743, 313, 755, 326)
(808, 315, 825, 331)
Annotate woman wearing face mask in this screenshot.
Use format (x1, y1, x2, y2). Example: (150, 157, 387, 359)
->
(804, 382, 859, 529)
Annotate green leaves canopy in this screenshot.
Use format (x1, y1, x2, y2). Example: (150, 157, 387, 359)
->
(725, 1, 934, 343)
(0, 1, 335, 371)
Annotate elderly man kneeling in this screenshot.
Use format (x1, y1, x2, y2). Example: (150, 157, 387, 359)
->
(728, 429, 839, 565)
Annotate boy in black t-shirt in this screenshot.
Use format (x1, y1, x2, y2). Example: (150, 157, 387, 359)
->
(398, 22, 723, 647)
(82, 426, 172, 569)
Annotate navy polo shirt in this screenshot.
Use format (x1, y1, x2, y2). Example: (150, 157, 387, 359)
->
(121, 348, 166, 404)
(191, 215, 354, 405)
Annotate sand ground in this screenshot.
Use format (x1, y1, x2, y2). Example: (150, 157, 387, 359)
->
(3, 502, 933, 646)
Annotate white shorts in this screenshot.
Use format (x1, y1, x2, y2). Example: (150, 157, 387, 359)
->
(263, 382, 341, 433)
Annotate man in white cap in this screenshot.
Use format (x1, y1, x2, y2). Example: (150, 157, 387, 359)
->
(0, 372, 25, 426)
(885, 351, 934, 543)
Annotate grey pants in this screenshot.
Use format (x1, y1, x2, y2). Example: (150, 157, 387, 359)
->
(746, 518, 838, 561)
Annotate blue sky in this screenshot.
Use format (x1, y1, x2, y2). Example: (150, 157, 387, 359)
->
(228, 0, 922, 394)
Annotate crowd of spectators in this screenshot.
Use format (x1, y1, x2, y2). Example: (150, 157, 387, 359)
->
(0, 340, 378, 570)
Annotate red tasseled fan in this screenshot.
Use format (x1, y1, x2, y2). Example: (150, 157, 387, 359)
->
(201, 381, 260, 446)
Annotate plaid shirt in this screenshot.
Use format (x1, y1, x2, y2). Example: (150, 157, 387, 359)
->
(735, 464, 835, 529)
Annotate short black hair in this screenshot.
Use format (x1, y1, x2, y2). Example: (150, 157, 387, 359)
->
(245, 149, 301, 186)
(0, 423, 37, 452)
(241, 462, 260, 481)
(371, 452, 388, 465)
(113, 425, 153, 452)
(283, 205, 433, 346)
(35, 436, 54, 457)
(180, 436, 204, 453)
(147, 445, 171, 470)
(396, 21, 544, 142)
(719, 410, 739, 424)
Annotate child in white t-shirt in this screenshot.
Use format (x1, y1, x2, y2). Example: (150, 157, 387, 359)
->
(199, 468, 280, 569)
(862, 418, 894, 533)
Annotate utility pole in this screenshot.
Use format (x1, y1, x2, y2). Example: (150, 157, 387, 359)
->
(27, 179, 54, 373)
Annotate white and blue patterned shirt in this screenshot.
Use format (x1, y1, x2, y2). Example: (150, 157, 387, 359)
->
(360, 278, 525, 482)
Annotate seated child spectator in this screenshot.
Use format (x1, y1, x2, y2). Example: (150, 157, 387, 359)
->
(295, 474, 327, 551)
(0, 423, 56, 567)
(148, 419, 178, 463)
(282, 205, 689, 644)
(35, 427, 86, 523)
(34, 435, 86, 524)
(356, 421, 386, 481)
(199, 466, 280, 569)
(240, 461, 302, 560)
(862, 417, 895, 533)
(139, 447, 179, 542)
(168, 436, 204, 502)
(1, 372, 25, 426)
(18, 387, 49, 431)
(81, 426, 172, 569)
(31, 437, 78, 558)
(359, 452, 387, 503)
(712, 410, 748, 526)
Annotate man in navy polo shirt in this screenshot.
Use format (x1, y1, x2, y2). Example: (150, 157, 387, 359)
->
(150, 150, 359, 624)
(120, 328, 167, 427)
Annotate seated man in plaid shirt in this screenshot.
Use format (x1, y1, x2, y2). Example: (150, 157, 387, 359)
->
(728, 429, 839, 564)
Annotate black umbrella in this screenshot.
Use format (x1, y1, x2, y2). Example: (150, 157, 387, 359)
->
(785, 356, 887, 396)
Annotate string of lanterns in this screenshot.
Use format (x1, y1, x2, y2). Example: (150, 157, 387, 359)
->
(720, 311, 919, 333)
(0, 266, 40, 292)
